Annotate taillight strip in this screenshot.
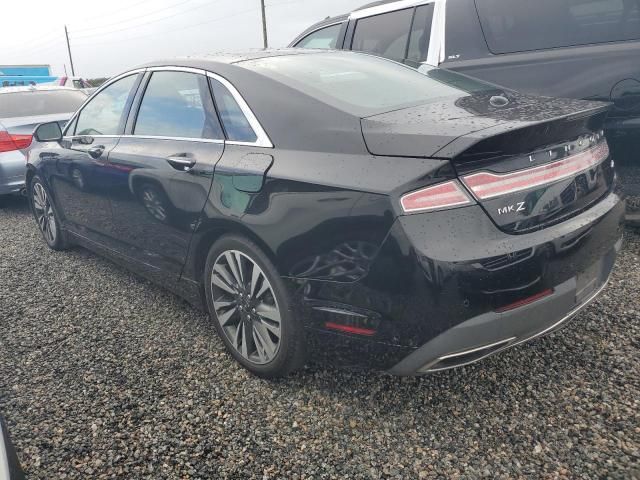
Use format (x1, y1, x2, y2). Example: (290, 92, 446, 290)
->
(462, 142, 610, 200)
(401, 180, 472, 213)
(0, 131, 32, 153)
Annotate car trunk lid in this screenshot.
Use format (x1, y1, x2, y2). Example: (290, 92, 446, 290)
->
(361, 91, 614, 234)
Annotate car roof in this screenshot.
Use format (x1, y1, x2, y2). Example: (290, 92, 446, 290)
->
(141, 48, 327, 70)
(354, 0, 404, 11)
(0, 85, 82, 95)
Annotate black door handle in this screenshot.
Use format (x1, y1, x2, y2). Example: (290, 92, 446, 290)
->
(87, 145, 105, 159)
(167, 155, 196, 171)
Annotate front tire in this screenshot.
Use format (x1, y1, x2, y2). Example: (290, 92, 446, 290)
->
(29, 175, 70, 251)
(204, 235, 306, 378)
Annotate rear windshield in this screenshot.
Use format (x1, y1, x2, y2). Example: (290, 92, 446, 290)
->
(0, 90, 87, 118)
(240, 53, 486, 116)
(476, 0, 640, 54)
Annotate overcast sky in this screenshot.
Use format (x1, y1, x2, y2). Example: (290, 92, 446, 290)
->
(2, 0, 366, 78)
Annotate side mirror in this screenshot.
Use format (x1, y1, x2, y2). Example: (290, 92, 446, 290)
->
(34, 122, 62, 142)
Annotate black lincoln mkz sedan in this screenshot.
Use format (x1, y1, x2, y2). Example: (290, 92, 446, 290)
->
(27, 50, 625, 377)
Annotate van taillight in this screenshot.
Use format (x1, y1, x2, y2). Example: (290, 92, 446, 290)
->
(0, 131, 32, 153)
(401, 180, 473, 214)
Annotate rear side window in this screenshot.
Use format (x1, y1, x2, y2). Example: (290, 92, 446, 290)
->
(75, 74, 138, 136)
(209, 78, 257, 143)
(296, 23, 343, 49)
(134, 71, 223, 139)
(0, 90, 87, 118)
(351, 8, 414, 62)
(476, 0, 640, 54)
(406, 4, 435, 65)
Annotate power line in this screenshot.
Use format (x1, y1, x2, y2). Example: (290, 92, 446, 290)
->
(7, 40, 65, 58)
(72, 6, 258, 47)
(73, 0, 160, 26)
(11, 31, 62, 53)
(70, 0, 198, 39)
(71, 0, 197, 35)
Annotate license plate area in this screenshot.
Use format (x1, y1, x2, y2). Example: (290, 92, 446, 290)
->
(575, 259, 602, 304)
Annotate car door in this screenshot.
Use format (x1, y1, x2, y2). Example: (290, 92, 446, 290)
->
(106, 68, 224, 279)
(48, 72, 142, 244)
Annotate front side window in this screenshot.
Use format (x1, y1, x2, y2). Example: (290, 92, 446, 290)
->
(75, 74, 138, 136)
(134, 71, 222, 139)
(476, 0, 640, 54)
(296, 23, 343, 49)
(351, 8, 414, 62)
(209, 78, 257, 143)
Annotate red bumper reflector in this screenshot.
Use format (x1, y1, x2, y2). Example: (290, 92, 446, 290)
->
(324, 322, 376, 336)
(495, 288, 554, 313)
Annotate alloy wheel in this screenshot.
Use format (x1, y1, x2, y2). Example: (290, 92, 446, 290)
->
(32, 182, 57, 244)
(211, 250, 282, 364)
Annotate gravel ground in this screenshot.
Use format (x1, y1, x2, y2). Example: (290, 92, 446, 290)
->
(0, 196, 639, 479)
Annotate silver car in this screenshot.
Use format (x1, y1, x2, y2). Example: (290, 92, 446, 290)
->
(0, 86, 88, 197)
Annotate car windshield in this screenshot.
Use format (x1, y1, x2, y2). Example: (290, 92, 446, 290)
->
(0, 90, 87, 118)
(241, 53, 494, 116)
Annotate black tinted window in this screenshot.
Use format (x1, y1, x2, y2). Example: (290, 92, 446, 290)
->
(75, 74, 138, 136)
(351, 8, 414, 62)
(477, 0, 640, 54)
(209, 78, 257, 143)
(0, 90, 87, 118)
(296, 23, 342, 48)
(406, 4, 435, 65)
(135, 71, 222, 139)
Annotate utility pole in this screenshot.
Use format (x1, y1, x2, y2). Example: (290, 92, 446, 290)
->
(260, 0, 268, 48)
(64, 25, 75, 76)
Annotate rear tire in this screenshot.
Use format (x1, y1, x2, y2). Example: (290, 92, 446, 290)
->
(29, 175, 70, 251)
(204, 235, 306, 378)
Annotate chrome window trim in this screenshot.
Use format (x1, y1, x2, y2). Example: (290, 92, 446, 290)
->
(206, 71, 273, 148)
(349, 0, 438, 20)
(293, 21, 345, 47)
(62, 134, 120, 140)
(62, 68, 146, 137)
(121, 134, 224, 144)
(147, 66, 206, 75)
(62, 65, 273, 148)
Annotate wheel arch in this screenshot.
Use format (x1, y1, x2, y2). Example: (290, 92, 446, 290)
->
(188, 220, 280, 287)
(25, 165, 37, 188)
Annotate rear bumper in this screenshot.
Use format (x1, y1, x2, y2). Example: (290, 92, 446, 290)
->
(293, 190, 626, 373)
(388, 239, 619, 375)
(0, 151, 26, 195)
